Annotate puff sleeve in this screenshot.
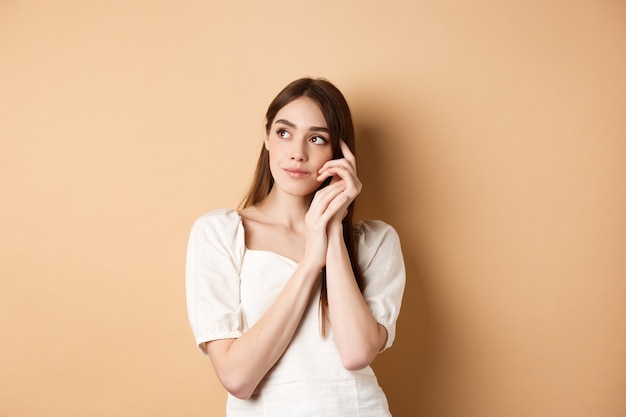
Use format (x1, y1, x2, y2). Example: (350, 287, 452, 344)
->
(185, 209, 245, 356)
(355, 220, 406, 352)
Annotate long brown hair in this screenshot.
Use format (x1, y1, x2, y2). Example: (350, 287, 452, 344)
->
(239, 77, 362, 336)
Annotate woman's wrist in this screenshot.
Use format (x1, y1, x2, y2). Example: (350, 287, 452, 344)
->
(327, 219, 344, 239)
(298, 256, 325, 279)
(327, 225, 346, 254)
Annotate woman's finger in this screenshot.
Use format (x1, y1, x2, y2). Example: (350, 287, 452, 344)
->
(317, 165, 348, 183)
(308, 181, 345, 218)
(339, 140, 356, 167)
(322, 193, 349, 222)
(319, 155, 356, 174)
(307, 180, 355, 225)
(317, 159, 357, 183)
(318, 164, 361, 197)
(318, 140, 357, 175)
(319, 169, 360, 198)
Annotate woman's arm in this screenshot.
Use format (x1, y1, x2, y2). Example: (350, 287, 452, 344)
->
(325, 230, 388, 370)
(317, 140, 387, 369)
(206, 260, 320, 399)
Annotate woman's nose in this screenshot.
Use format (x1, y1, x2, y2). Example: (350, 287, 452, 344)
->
(290, 140, 307, 161)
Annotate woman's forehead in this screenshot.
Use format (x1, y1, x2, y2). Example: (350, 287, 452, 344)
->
(273, 97, 327, 129)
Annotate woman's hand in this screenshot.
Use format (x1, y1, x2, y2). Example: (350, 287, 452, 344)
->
(317, 140, 362, 231)
(303, 140, 361, 269)
(303, 180, 348, 270)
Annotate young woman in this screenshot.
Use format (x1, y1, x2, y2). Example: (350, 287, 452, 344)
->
(186, 78, 405, 416)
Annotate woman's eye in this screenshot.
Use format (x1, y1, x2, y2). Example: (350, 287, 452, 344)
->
(310, 135, 327, 145)
(276, 129, 290, 139)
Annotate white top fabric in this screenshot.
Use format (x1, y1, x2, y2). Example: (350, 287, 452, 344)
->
(186, 209, 406, 417)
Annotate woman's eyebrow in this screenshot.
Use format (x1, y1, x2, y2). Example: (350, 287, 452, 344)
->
(274, 119, 329, 133)
(275, 119, 296, 128)
(310, 126, 330, 133)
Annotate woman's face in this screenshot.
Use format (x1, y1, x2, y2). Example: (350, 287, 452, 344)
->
(265, 96, 334, 198)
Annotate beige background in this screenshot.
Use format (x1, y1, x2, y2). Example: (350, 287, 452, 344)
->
(2, 1, 625, 416)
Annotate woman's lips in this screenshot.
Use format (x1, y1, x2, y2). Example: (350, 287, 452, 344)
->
(284, 168, 309, 178)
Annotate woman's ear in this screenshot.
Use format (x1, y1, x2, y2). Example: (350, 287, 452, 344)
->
(264, 134, 269, 151)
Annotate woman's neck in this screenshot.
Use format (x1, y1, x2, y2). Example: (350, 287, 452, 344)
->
(256, 189, 312, 231)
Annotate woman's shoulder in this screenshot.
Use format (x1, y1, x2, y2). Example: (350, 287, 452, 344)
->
(353, 219, 400, 241)
(191, 208, 243, 233)
(188, 209, 246, 259)
(353, 220, 402, 265)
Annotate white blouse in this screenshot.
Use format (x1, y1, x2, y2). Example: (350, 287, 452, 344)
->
(186, 209, 406, 417)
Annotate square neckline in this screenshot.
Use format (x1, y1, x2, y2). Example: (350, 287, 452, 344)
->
(235, 210, 301, 266)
